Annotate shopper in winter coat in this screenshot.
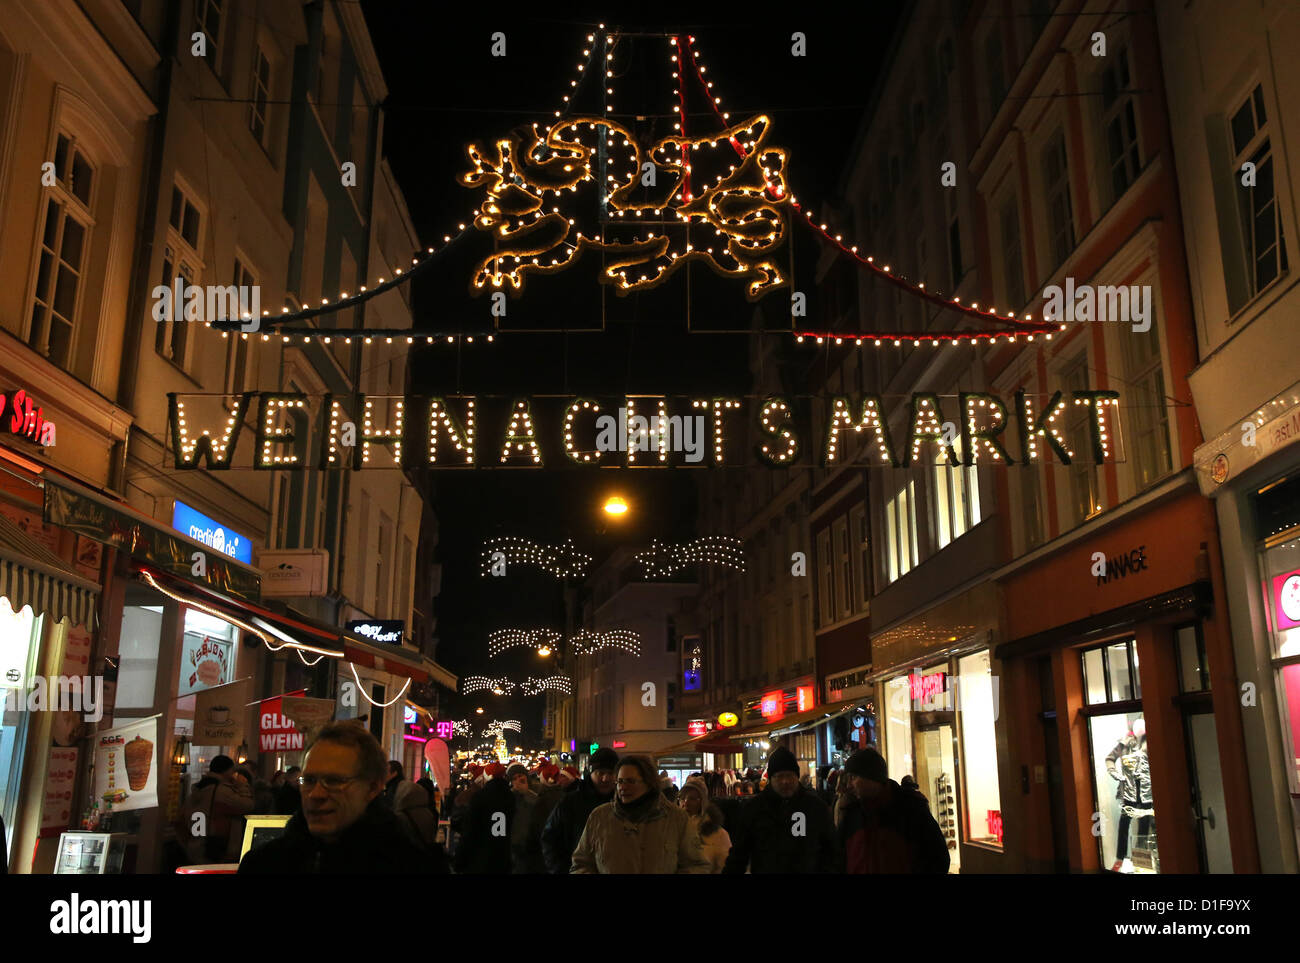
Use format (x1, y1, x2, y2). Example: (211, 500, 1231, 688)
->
(838, 747, 949, 874)
(541, 748, 618, 873)
(395, 780, 441, 854)
(508, 763, 547, 873)
(239, 723, 446, 874)
(722, 748, 841, 874)
(678, 776, 731, 873)
(571, 754, 710, 874)
(453, 763, 516, 874)
(181, 754, 255, 863)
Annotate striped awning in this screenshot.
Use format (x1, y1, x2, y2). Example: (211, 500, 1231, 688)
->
(0, 512, 100, 629)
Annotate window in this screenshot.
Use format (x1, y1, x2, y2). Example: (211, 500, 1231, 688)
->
(376, 513, 392, 615)
(169, 184, 202, 250)
(1000, 196, 1025, 310)
(834, 516, 853, 620)
(984, 29, 1006, 120)
(958, 650, 1002, 848)
(154, 245, 196, 365)
(1118, 320, 1171, 488)
(1064, 355, 1101, 525)
(884, 675, 913, 782)
(947, 193, 963, 291)
(30, 133, 96, 366)
(885, 478, 918, 583)
(249, 46, 271, 145)
(225, 257, 255, 392)
(933, 439, 982, 549)
(1228, 84, 1288, 309)
(850, 504, 870, 610)
(1100, 44, 1141, 204)
(1, 602, 44, 842)
(1018, 460, 1046, 551)
(1042, 131, 1075, 270)
(275, 476, 291, 549)
(194, 0, 224, 68)
(817, 529, 834, 626)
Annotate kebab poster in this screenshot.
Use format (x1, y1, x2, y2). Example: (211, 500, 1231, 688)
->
(92, 717, 158, 813)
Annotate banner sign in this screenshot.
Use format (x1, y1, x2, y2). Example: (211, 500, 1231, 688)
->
(279, 696, 336, 746)
(194, 677, 251, 745)
(93, 717, 158, 813)
(172, 500, 253, 564)
(259, 690, 308, 753)
(44, 483, 260, 601)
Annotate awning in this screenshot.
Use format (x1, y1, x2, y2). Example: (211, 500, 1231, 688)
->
(653, 732, 745, 756)
(726, 697, 865, 742)
(0, 511, 99, 629)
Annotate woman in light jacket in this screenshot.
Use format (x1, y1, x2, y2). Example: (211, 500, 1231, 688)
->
(678, 776, 731, 873)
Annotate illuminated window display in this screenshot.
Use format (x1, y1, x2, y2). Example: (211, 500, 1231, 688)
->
(958, 650, 1002, 848)
(883, 675, 912, 782)
(0, 600, 42, 854)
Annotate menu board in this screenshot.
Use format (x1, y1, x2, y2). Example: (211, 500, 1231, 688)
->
(41, 747, 79, 834)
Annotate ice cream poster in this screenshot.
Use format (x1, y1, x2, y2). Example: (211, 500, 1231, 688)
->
(193, 677, 251, 745)
(93, 717, 158, 813)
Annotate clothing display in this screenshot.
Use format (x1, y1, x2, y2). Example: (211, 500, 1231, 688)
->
(934, 773, 957, 851)
(1104, 721, 1157, 873)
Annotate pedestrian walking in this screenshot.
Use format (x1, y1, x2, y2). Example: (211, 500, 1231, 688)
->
(453, 762, 515, 874)
(838, 747, 949, 874)
(541, 748, 618, 873)
(239, 723, 445, 874)
(722, 748, 840, 873)
(570, 754, 710, 874)
(179, 754, 254, 863)
(679, 776, 731, 873)
(508, 762, 546, 873)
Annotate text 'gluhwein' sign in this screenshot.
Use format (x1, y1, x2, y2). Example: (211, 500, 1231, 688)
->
(259, 691, 307, 753)
(168, 389, 1123, 471)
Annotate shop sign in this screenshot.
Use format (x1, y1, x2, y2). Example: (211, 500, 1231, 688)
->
(1095, 545, 1149, 586)
(259, 690, 308, 752)
(403, 706, 417, 725)
(612, 740, 626, 748)
(826, 665, 873, 702)
(193, 678, 250, 744)
(433, 720, 455, 739)
(908, 672, 947, 703)
(1, 387, 56, 446)
(717, 712, 739, 728)
(760, 690, 785, 721)
(1272, 568, 1300, 631)
(172, 500, 253, 564)
(346, 619, 404, 644)
(258, 549, 329, 597)
(688, 719, 708, 737)
(93, 717, 158, 813)
(796, 685, 815, 712)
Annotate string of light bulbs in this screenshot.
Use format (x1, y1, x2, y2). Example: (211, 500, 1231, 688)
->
(488, 628, 564, 658)
(480, 536, 593, 578)
(571, 629, 642, 657)
(462, 675, 516, 695)
(348, 664, 411, 706)
(636, 535, 746, 577)
(522, 675, 573, 696)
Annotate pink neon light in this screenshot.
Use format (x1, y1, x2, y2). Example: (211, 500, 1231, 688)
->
(403, 734, 428, 744)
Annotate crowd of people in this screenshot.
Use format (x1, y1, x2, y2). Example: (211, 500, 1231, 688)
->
(176, 721, 954, 874)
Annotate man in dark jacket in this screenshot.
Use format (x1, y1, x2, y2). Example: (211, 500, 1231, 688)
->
(838, 747, 950, 874)
(722, 747, 841, 873)
(453, 762, 515, 873)
(540, 747, 617, 873)
(239, 723, 445, 874)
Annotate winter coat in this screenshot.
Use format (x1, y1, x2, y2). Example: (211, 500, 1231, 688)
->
(273, 780, 301, 816)
(453, 776, 515, 874)
(1105, 735, 1152, 806)
(510, 788, 547, 873)
(238, 797, 448, 874)
(721, 785, 840, 874)
(181, 777, 254, 863)
(838, 779, 950, 874)
(395, 781, 440, 852)
(571, 792, 711, 874)
(541, 776, 612, 874)
(688, 813, 732, 873)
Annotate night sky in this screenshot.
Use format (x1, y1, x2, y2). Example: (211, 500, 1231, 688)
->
(358, 4, 904, 738)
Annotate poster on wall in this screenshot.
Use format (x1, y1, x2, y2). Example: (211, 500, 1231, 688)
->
(193, 677, 251, 745)
(0, 503, 62, 556)
(93, 717, 158, 813)
(41, 746, 78, 834)
(177, 632, 233, 698)
(61, 624, 92, 678)
(73, 535, 103, 580)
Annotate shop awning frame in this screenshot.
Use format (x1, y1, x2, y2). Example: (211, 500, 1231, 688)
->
(725, 697, 866, 742)
(0, 511, 100, 629)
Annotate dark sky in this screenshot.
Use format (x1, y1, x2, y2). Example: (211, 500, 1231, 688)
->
(357, 3, 903, 738)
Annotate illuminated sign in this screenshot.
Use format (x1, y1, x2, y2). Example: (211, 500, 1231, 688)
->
(987, 809, 1004, 845)
(1273, 569, 1300, 631)
(0, 388, 55, 446)
(433, 720, 454, 740)
(796, 685, 815, 712)
(403, 706, 417, 725)
(717, 712, 738, 728)
(172, 500, 253, 564)
(908, 672, 948, 704)
(760, 690, 784, 721)
(589, 743, 599, 754)
(612, 740, 626, 749)
(346, 619, 405, 644)
(688, 720, 708, 737)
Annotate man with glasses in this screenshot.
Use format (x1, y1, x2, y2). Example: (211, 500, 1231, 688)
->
(541, 747, 618, 873)
(239, 722, 446, 874)
(570, 754, 709, 874)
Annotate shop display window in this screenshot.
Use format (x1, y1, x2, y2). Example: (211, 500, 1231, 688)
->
(0, 599, 42, 861)
(116, 605, 163, 710)
(1257, 486, 1300, 795)
(884, 676, 913, 782)
(957, 650, 1002, 848)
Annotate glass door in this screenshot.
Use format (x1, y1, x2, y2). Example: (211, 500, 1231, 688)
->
(913, 723, 959, 872)
(1184, 708, 1232, 872)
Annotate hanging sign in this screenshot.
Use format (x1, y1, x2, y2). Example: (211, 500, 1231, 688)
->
(688, 720, 708, 737)
(178, 632, 233, 698)
(93, 717, 158, 813)
(172, 500, 253, 564)
(346, 619, 405, 644)
(717, 712, 738, 728)
(259, 690, 308, 752)
(193, 678, 251, 745)
(279, 696, 336, 746)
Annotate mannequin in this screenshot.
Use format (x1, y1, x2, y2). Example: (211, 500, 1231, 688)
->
(1105, 717, 1154, 873)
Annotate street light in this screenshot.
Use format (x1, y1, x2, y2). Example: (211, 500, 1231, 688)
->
(537, 645, 552, 657)
(602, 495, 629, 516)
(475, 707, 485, 714)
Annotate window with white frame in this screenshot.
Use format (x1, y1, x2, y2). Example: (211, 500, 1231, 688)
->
(834, 516, 853, 620)
(1042, 131, 1075, 271)
(1099, 43, 1141, 206)
(194, 0, 224, 69)
(1118, 322, 1171, 488)
(817, 528, 834, 627)
(1000, 194, 1025, 310)
(1227, 83, 1288, 310)
(249, 45, 271, 145)
(933, 438, 982, 550)
(1063, 354, 1102, 526)
(30, 132, 95, 367)
(885, 478, 919, 583)
(154, 243, 196, 365)
(225, 257, 255, 393)
(850, 503, 870, 611)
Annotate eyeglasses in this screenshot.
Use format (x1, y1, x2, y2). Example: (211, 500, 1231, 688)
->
(299, 774, 361, 792)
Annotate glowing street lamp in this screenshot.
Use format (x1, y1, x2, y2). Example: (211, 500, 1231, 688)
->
(602, 495, 629, 516)
(537, 645, 552, 657)
(475, 707, 485, 714)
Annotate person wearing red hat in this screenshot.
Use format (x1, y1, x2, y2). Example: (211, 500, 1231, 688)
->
(453, 762, 515, 874)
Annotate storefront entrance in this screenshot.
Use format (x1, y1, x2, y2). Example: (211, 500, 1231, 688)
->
(913, 718, 959, 872)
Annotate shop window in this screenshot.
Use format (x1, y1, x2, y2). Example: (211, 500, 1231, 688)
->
(1088, 710, 1157, 873)
(1257, 486, 1300, 799)
(115, 605, 164, 710)
(884, 675, 913, 782)
(0, 601, 43, 853)
(1175, 624, 1210, 694)
(177, 608, 237, 698)
(1082, 638, 1141, 704)
(958, 650, 1002, 848)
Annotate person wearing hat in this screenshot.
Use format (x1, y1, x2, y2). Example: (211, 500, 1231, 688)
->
(722, 746, 840, 874)
(557, 765, 581, 790)
(541, 747, 619, 873)
(506, 762, 546, 873)
(837, 747, 949, 874)
(570, 754, 710, 874)
(678, 776, 731, 873)
(453, 761, 516, 874)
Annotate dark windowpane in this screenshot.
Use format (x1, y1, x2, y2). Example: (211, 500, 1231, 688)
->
(949, 217, 962, 288)
(35, 251, 54, 301)
(1253, 84, 1266, 125)
(48, 318, 72, 366)
(1230, 100, 1255, 156)
(170, 187, 182, 229)
(52, 265, 79, 319)
(182, 202, 200, 247)
(54, 135, 69, 181)
(43, 199, 61, 249)
(60, 217, 85, 266)
(71, 151, 93, 205)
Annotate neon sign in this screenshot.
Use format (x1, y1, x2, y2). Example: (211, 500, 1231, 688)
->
(688, 720, 708, 737)
(909, 672, 947, 704)
(760, 690, 784, 721)
(1, 388, 56, 446)
(796, 685, 815, 712)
